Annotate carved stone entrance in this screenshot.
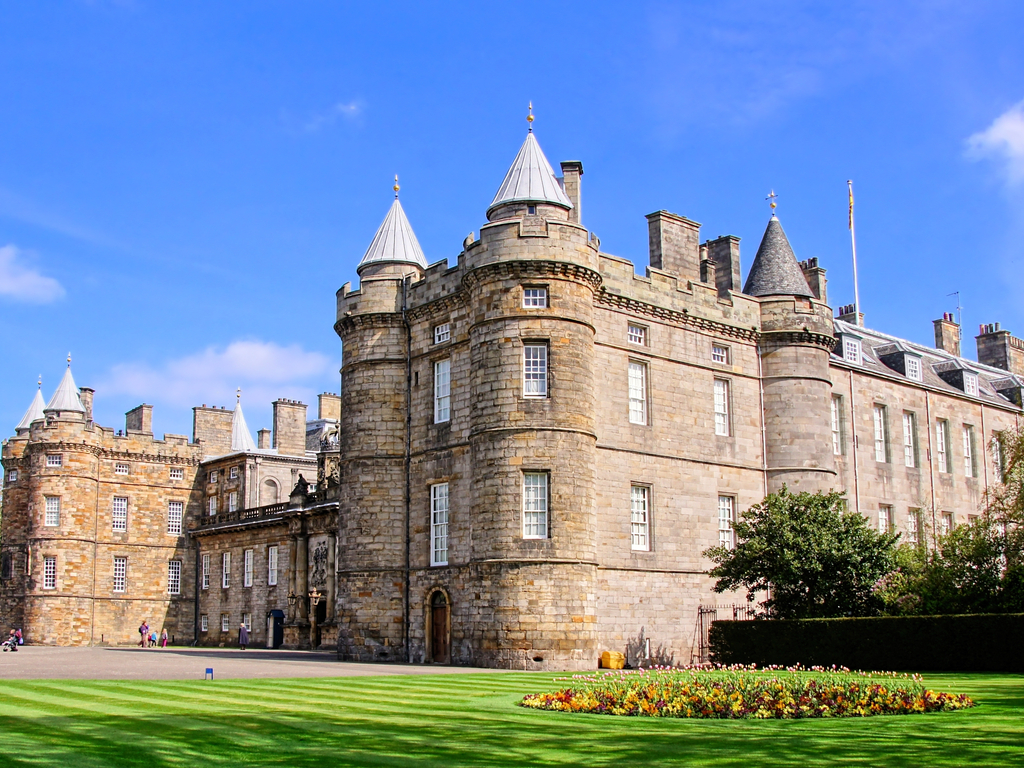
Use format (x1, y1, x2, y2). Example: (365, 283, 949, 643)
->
(429, 590, 450, 664)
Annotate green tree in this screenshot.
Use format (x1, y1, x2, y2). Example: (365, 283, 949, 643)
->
(703, 487, 900, 619)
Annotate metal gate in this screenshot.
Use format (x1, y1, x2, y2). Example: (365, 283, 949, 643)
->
(691, 604, 756, 664)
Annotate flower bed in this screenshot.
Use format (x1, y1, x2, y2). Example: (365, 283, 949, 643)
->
(519, 665, 974, 719)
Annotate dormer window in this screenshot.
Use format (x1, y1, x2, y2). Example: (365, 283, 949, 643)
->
(906, 356, 922, 382)
(842, 337, 862, 365)
(964, 373, 979, 397)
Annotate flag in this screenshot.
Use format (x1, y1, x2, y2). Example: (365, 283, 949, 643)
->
(848, 181, 854, 230)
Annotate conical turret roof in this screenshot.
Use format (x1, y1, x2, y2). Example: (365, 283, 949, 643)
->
(488, 132, 573, 215)
(231, 400, 257, 452)
(15, 386, 46, 432)
(357, 197, 428, 272)
(44, 365, 85, 413)
(742, 215, 814, 298)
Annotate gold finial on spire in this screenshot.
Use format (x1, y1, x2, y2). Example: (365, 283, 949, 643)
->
(38, 375, 42, 389)
(393, 174, 400, 198)
(67, 352, 72, 367)
(527, 101, 534, 131)
(766, 189, 778, 214)
(236, 387, 242, 403)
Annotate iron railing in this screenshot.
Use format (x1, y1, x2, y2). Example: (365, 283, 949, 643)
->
(691, 604, 756, 665)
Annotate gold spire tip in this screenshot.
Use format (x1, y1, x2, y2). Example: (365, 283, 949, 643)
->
(38, 375, 42, 389)
(527, 101, 534, 131)
(67, 352, 72, 367)
(766, 189, 778, 212)
(393, 174, 400, 198)
(236, 387, 242, 402)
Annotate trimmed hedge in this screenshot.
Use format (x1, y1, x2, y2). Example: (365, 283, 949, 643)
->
(708, 613, 1024, 673)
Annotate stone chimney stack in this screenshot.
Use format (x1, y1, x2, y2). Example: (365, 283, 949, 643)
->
(646, 211, 701, 282)
(192, 405, 233, 457)
(79, 388, 95, 423)
(976, 322, 1024, 376)
(934, 313, 961, 357)
(257, 428, 272, 450)
(799, 258, 827, 304)
(126, 404, 153, 434)
(317, 392, 341, 421)
(273, 399, 308, 457)
(706, 235, 741, 296)
(836, 303, 864, 327)
(559, 161, 583, 224)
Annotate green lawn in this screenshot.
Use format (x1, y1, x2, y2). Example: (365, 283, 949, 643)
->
(0, 672, 1021, 767)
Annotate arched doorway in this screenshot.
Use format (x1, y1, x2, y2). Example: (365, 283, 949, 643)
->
(427, 590, 450, 664)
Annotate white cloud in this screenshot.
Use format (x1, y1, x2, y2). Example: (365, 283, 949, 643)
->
(967, 100, 1024, 184)
(0, 244, 66, 303)
(102, 340, 332, 410)
(281, 100, 363, 135)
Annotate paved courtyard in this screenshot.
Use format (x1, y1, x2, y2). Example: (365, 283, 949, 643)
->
(0, 646, 502, 680)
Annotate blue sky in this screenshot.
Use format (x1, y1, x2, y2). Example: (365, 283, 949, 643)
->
(2, 1, 1024, 439)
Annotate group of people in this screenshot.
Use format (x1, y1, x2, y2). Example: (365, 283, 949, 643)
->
(137, 620, 168, 648)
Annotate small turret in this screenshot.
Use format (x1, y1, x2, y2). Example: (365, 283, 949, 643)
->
(43, 359, 85, 419)
(486, 111, 573, 222)
(15, 381, 45, 435)
(356, 178, 428, 280)
(742, 215, 814, 298)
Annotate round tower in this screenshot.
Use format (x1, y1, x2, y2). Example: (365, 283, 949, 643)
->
(743, 215, 837, 494)
(460, 124, 602, 669)
(334, 187, 426, 661)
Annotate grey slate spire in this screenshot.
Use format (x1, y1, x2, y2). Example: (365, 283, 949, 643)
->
(231, 398, 257, 452)
(742, 215, 814, 298)
(357, 186, 428, 273)
(488, 132, 573, 215)
(15, 384, 46, 433)
(44, 362, 85, 414)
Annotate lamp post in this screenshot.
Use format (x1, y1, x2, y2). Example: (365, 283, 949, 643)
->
(308, 587, 322, 650)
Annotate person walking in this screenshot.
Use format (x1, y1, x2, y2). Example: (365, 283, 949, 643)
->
(139, 620, 149, 648)
(238, 621, 249, 651)
(160, 629, 168, 648)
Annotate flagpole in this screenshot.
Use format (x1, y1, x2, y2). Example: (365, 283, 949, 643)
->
(848, 180, 861, 327)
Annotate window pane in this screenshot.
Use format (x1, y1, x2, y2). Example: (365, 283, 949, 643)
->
(712, 345, 728, 364)
(113, 557, 127, 592)
(903, 413, 916, 468)
(431, 483, 449, 566)
(168, 501, 183, 535)
(434, 323, 451, 344)
(524, 345, 548, 397)
(268, 546, 278, 586)
(168, 561, 181, 595)
(628, 325, 646, 345)
(630, 486, 649, 551)
(523, 288, 547, 307)
(112, 497, 128, 532)
(202, 554, 210, 589)
(718, 497, 735, 549)
(714, 380, 730, 436)
(222, 552, 230, 588)
(628, 362, 647, 425)
(523, 473, 548, 538)
(831, 396, 843, 456)
(243, 549, 253, 587)
(434, 359, 451, 423)
(44, 496, 60, 527)
(873, 406, 888, 462)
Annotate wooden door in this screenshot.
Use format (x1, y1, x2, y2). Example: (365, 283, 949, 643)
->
(431, 602, 449, 663)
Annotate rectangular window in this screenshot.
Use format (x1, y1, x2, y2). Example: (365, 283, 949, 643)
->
(221, 614, 230, 632)
(964, 373, 979, 397)
(222, 552, 231, 588)
(169, 467, 184, 481)
(963, 425, 977, 478)
(628, 362, 648, 425)
(831, 395, 845, 456)
(112, 497, 128, 532)
(44, 496, 60, 527)
(115, 462, 129, 475)
(906, 356, 922, 382)
(714, 379, 730, 436)
(167, 501, 183, 535)
(46, 454, 62, 467)
(228, 492, 238, 513)
(113, 556, 127, 593)
(7, 469, 17, 483)
(718, 496, 735, 549)
(267, 545, 278, 586)
(434, 323, 451, 344)
(936, 420, 951, 473)
(434, 359, 451, 423)
(243, 549, 253, 588)
(202, 554, 210, 590)
(200, 614, 209, 632)
(523, 287, 547, 308)
(873, 405, 890, 463)
(902, 412, 918, 468)
(941, 511, 954, 536)
(431, 483, 449, 566)
(879, 505, 892, 533)
(993, 435, 1004, 483)
(43, 556, 56, 590)
(908, 509, 921, 545)
(630, 485, 650, 551)
(627, 324, 646, 346)
(230, 466, 239, 480)
(242, 613, 251, 632)
(522, 472, 549, 539)
(208, 497, 217, 516)
(711, 345, 729, 365)
(843, 338, 861, 364)
(523, 344, 548, 398)
(209, 470, 218, 483)
(168, 560, 181, 595)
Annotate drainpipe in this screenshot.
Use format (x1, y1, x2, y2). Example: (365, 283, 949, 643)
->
(402, 275, 412, 663)
(757, 345, 768, 497)
(193, 536, 201, 646)
(848, 370, 861, 515)
(925, 391, 937, 547)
